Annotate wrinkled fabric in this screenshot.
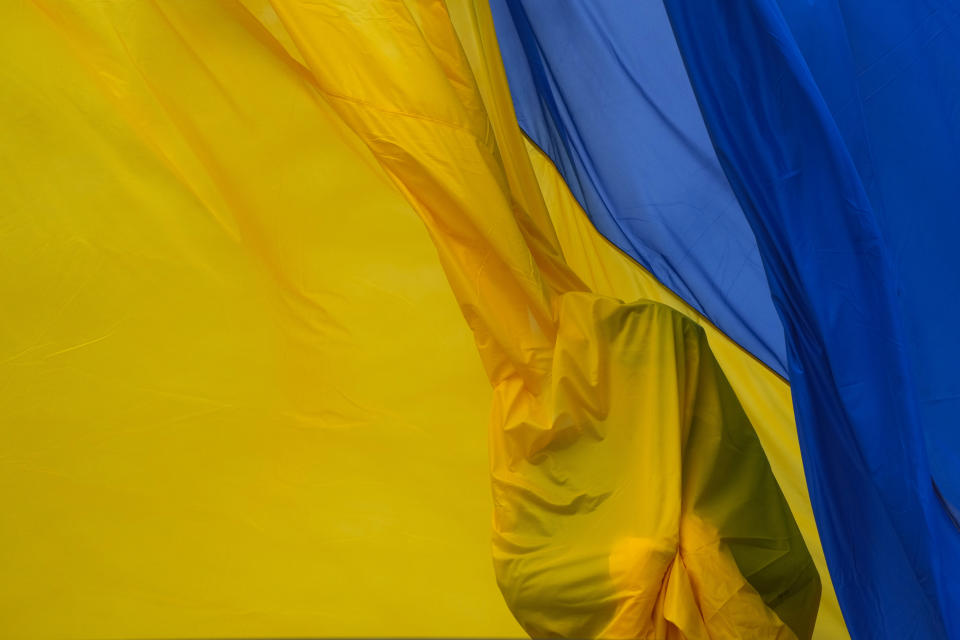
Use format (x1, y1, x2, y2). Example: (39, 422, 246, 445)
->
(0, 1, 844, 638)
(663, 1, 960, 638)
(775, 0, 960, 536)
(0, 1, 521, 637)
(269, 1, 820, 637)
(489, 0, 786, 377)
(524, 139, 845, 640)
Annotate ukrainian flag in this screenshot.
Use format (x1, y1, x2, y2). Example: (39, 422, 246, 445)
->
(2, 2, 958, 639)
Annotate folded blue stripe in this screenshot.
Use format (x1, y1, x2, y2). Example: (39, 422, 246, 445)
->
(491, 0, 960, 637)
(489, 0, 787, 377)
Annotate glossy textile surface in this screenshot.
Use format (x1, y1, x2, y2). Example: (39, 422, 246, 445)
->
(525, 140, 846, 640)
(663, 1, 960, 638)
(0, 1, 523, 636)
(0, 0, 837, 638)
(489, 0, 787, 377)
(270, 0, 820, 637)
(774, 0, 960, 531)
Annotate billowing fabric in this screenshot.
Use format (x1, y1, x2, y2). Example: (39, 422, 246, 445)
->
(662, 1, 960, 638)
(7, 0, 954, 639)
(524, 140, 846, 639)
(774, 0, 960, 528)
(525, 138, 847, 640)
(0, 1, 822, 638)
(489, 0, 787, 377)
(269, 0, 824, 637)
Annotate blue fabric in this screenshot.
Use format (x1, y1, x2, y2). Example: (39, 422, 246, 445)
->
(662, 1, 960, 637)
(774, 0, 960, 533)
(489, 0, 787, 377)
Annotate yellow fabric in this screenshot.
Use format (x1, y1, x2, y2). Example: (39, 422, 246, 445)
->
(270, 0, 820, 638)
(0, 1, 520, 637)
(523, 141, 848, 640)
(0, 1, 844, 638)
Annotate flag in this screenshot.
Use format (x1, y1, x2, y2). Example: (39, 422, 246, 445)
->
(3, 1, 958, 638)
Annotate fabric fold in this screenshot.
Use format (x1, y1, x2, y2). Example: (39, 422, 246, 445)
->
(268, 1, 821, 637)
(662, 1, 960, 637)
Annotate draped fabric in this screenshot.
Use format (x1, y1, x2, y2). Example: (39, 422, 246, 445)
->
(525, 139, 844, 640)
(662, 2, 960, 637)
(489, 0, 786, 377)
(491, 1, 960, 637)
(2, 1, 958, 639)
(270, 2, 819, 637)
(773, 0, 960, 536)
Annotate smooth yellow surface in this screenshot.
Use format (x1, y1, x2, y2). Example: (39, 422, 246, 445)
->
(0, 1, 522, 637)
(271, 0, 822, 637)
